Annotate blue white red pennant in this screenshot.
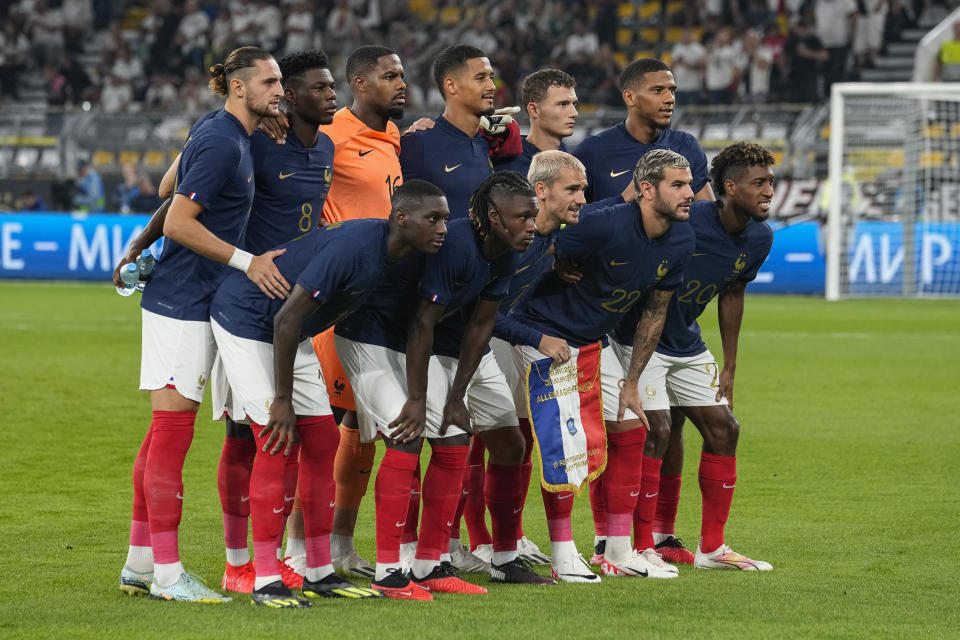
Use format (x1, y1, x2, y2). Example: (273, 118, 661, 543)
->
(525, 341, 606, 495)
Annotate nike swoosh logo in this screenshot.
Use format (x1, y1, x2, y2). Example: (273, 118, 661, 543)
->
(462, 489, 469, 495)
(176, 492, 184, 500)
(284, 495, 295, 502)
(395, 521, 406, 527)
(445, 163, 462, 173)
(722, 483, 736, 489)
(329, 500, 336, 507)
(514, 264, 531, 274)
(248, 173, 253, 182)
(610, 170, 630, 177)
(629, 491, 640, 497)
(512, 507, 523, 514)
(645, 492, 659, 499)
(446, 521, 454, 527)
(693, 253, 706, 256)
(558, 494, 573, 500)
(278, 171, 295, 179)
(240, 496, 250, 503)
(358, 149, 374, 157)
(610, 259, 628, 266)
(273, 507, 284, 513)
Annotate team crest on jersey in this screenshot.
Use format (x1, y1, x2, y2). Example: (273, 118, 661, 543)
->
(734, 253, 747, 273)
(645, 384, 657, 398)
(198, 374, 207, 387)
(655, 260, 669, 280)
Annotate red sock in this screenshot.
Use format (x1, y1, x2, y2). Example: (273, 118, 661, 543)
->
(400, 464, 421, 545)
(464, 439, 491, 548)
(144, 410, 195, 564)
(699, 452, 736, 553)
(544, 486, 575, 542)
(517, 418, 534, 539)
(282, 444, 300, 519)
(297, 415, 338, 569)
(632, 455, 662, 551)
(217, 435, 255, 551)
(485, 463, 524, 552)
(249, 423, 294, 579)
(654, 473, 682, 535)
(374, 448, 418, 564)
(603, 428, 646, 537)
(418, 445, 469, 561)
(449, 463, 469, 542)
(129, 426, 153, 547)
(589, 476, 607, 537)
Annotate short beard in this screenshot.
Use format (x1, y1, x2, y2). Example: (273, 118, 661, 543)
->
(246, 96, 277, 119)
(387, 105, 404, 119)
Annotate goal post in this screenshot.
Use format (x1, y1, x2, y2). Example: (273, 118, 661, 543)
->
(826, 82, 960, 300)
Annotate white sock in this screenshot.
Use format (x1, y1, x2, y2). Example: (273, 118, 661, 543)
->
(550, 540, 577, 562)
(225, 548, 249, 567)
(153, 561, 184, 588)
(411, 558, 438, 579)
(276, 547, 282, 560)
(374, 561, 401, 582)
(440, 552, 451, 563)
(254, 575, 281, 590)
(305, 564, 334, 582)
(399, 541, 417, 558)
(124, 545, 154, 574)
(652, 532, 670, 545)
(492, 550, 517, 566)
(448, 537, 462, 553)
(605, 535, 632, 562)
(330, 533, 352, 558)
(285, 536, 306, 558)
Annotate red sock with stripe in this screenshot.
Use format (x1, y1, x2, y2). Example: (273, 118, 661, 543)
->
(373, 448, 417, 566)
(632, 455, 662, 551)
(419, 445, 469, 562)
(516, 418, 534, 539)
(125, 426, 154, 573)
(603, 428, 646, 559)
(654, 473, 682, 536)
(296, 415, 338, 576)
(249, 423, 296, 584)
(400, 464, 421, 545)
(217, 435, 255, 564)
(699, 452, 737, 553)
(589, 476, 607, 538)
(485, 463, 524, 561)
(464, 439, 492, 548)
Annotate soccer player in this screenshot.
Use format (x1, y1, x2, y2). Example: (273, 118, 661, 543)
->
(335, 172, 553, 597)
(118, 46, 286, 603)
(510, 149, 696, 579)
(609, 142, 775, 571)
(494, 69, 578, 177)
(208, 180, 449, 606)
(399, 44, 497, 220)
(573, 57, 713, 564)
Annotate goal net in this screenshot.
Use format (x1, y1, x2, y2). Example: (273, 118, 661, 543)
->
(825, 82, 960, 299)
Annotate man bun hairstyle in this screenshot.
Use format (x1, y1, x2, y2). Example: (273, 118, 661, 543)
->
(346, 45, 396, 81)
(619, 57, 670, 92)
(633, 149, 690, 194)
(208, 45, 273, 96)
(432, 44, 486, 95)
(468, 171, 535, 242)
(277, 49, 329, 86)
(521, 69, 576, 106)
(709, 141, 776, 197)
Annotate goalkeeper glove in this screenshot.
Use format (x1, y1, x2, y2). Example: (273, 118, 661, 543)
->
(479, 106, 521, 135)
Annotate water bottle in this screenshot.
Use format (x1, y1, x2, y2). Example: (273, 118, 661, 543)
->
(116, 263, 140, 297)
(135, 249, 156, 291)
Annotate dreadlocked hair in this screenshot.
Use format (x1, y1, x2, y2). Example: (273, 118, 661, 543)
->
(710, 142, 775, 197)
(468, 171, 535, 243)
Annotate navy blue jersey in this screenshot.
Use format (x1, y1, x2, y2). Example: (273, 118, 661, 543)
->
(142, 109, 254, 321)
(210, 219, 391, 343)
(420, 218, 514, 358)
(512, 202, 695, 348)
(333, 251, 425, 352)
(646, 200, 773, 357)
(243, 129, 334, 254)
(399, 116, 492, 220)
(574, 123, 708, 202)
(494, 137, 569, 178)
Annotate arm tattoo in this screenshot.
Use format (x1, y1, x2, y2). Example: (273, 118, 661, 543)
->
(626, 289, 672, 384)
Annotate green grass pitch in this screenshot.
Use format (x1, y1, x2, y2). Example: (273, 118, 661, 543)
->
(1, 283, 958, 639)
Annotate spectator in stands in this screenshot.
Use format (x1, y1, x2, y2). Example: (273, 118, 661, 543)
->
(209, 8, 235, 61)
(99, 73, 130, 112)
(739, 29, 774, 103)
(671, 27, 707, 106)
(17, 189, 47, 212)
(253, 0, 282, 52)
(785, 21, 827, 102)
(179, 65, 220, 112)
(815, 0, 858, 94)
(937, 21, 960, 81)
(705, 29, 740, 104)
(115, 164, 162, 213)
(762, 22, 787, 101)
(462, 14, 499, 53)
(854, 0, 887, 68)
(74, 159, 105, 213)
(743, 0, 775, 28)
(43, 64, 69, 106)
(144, 72, 178, 110)
(62, 0, 92, 53)
(564, 19, 599, 59)
(326, 0, 358, 54)
(142, 0, 181, 75)
(177, 0, 210, 70)
(111, 44, 143, 102)
(29, 0, 64, 65)
(283, 1, 314, 55)
(0, 21, 30, 100)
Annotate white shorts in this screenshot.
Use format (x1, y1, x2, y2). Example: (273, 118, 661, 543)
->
(211, 320, 331, 425)
(514, 342, 638, 422)
(210, 352, 243, 421)
(490, 337, 528, 418)
(139, 308, 216, 403)
(434, 351, 519, 431)
(609, 342, 728, 412)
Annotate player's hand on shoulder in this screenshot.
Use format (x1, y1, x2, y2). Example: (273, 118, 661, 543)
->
(260, 112, 289, 144)
(553, 258, 583, 283)
(261, 399, 297, 455)
(717, 367, 735, 410)
(440, 397, 473, 436)
(403, 118, 435, 136)
(388, 398, 427, 443)
(538, 335, 572, 364)
(620, 180, 637, 203)
(617, 382, 649, 428)
(247, 248, 291, 300)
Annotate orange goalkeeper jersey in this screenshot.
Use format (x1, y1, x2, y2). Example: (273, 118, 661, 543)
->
(314, 107, 403, 411)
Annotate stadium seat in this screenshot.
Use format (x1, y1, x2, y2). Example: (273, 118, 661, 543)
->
(616, 28, 634, 46)
(617, 3, 635, 21)
(638, 2, 662, 20)
(665, 1, 685, 15)
(92, 150, 114, 167)
(640, 28, 660, 44)
(613, 51, 628, 68)
(119, 151, 141, 166)
(142, 150, 166, 168)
